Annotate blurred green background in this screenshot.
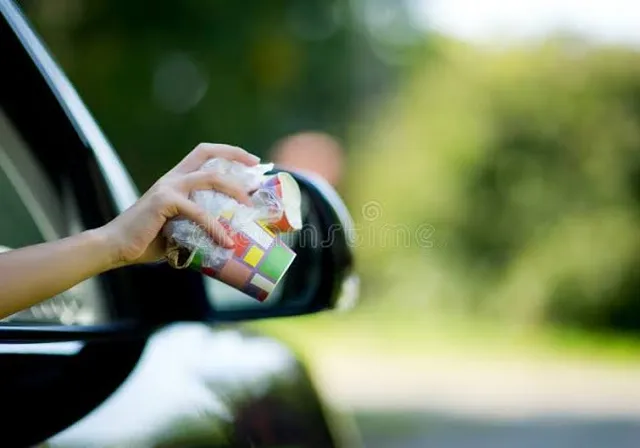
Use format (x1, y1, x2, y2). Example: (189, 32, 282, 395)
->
(17, 0, 640, 443)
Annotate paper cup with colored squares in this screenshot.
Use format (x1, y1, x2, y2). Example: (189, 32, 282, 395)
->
(185, 217, 296, 302)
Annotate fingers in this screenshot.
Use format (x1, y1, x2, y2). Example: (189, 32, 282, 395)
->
(173, 196, 235, 248)
(154, 142, 260, 249)
(178, 171, 253, 206)
(173, 143, 260, 174)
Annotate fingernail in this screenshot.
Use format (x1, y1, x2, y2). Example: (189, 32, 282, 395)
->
(249, 154, 260, 163)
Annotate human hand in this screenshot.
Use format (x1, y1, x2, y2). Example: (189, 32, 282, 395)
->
(98, 143, 260, 268)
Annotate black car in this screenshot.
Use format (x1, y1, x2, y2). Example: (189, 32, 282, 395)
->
(0, 0, 361, 446)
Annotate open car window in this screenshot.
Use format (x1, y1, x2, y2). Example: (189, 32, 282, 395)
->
(0, 107, 109, 325)
(0, 107, 64, 245)
(0, 152, 43, 249)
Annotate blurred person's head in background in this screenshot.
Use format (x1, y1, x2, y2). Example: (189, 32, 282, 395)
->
(270, 131, 345, 188)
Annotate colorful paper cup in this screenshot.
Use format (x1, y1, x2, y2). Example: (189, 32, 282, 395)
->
(187, 217, 296, 302)
(258, 172, 302, 233)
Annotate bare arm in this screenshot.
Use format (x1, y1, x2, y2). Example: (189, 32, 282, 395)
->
(0, 143, 259, 320)
(0, 229, 115, 318)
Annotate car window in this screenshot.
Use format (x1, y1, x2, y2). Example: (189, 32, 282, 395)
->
(0, 107, 110, 325)
(0, 163, 44, 249)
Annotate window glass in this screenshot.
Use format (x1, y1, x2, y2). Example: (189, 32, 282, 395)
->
(0, 109, 109, 325)
(0, 163, 45, 250)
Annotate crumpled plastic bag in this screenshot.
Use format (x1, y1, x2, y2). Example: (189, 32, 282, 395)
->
(162, 157, 301, 301)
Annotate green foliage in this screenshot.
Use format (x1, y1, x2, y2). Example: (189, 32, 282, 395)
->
(348, 38, 640, 330)
(22, 0, 354, 189)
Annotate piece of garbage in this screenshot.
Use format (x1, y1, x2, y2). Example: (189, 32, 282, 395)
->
(163, 158, 302, 302)
(256, 172, 302, 232)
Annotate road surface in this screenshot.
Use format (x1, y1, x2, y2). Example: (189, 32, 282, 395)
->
(311, 353, 640, 447)
(356, 412, 640, 448)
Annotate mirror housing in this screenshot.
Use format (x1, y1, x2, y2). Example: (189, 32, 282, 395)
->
(203, 169, 359, 322)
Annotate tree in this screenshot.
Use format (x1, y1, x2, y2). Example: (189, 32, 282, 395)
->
(348, 37, 640, 331)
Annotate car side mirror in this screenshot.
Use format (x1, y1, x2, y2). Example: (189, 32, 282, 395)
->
(201, 170, 359, 321)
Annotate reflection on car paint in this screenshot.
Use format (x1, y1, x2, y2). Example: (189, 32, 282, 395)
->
(47, 323, 342, 447)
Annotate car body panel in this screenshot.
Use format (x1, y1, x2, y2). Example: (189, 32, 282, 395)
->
(45, 323, 343, 448)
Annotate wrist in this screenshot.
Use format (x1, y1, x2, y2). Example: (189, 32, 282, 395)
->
(85, 226, 127, 271)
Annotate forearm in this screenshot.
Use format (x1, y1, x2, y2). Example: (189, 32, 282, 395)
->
(0, 229, 117, 319)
